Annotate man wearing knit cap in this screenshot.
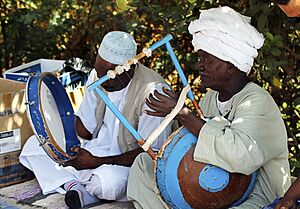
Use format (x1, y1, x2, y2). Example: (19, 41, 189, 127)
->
(19, 31, 172, 209)
(127, 6, 291, 209)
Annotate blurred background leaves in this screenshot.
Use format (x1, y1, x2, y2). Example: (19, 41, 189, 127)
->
(0, 0, 299, 175)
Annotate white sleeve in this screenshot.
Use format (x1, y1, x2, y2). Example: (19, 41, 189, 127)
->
(76, 69, 98, 134)
(137, 82, 173, 151)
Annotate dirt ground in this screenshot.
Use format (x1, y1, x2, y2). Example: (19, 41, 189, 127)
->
(0, 179, 134, 209)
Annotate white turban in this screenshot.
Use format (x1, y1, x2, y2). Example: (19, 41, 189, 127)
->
(188, 6, 265, 74)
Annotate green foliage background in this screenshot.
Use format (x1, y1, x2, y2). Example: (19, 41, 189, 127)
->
(1, 0, 299, 174)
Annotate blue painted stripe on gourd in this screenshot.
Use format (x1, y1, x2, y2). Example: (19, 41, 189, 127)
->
(157, 128, 197, 209)
(231, 170, 258, 207)
(157, 128, 188, 206)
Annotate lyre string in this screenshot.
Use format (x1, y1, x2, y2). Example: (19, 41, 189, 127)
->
(116, 76, 125, 87)
(124, 64, 135, 81)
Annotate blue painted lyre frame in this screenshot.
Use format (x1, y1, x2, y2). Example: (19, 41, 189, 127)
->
(87, 34, 257, 207)
(87, 34, 196, 141)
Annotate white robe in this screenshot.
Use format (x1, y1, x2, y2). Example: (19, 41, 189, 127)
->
(20, 70, 171, 200)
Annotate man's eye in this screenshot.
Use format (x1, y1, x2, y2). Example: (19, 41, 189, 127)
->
(199, 57, 208, 62)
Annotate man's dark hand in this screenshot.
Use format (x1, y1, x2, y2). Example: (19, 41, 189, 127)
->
(62, 147, 101, 170)
(274, 196, 297, 209)
(145, 87, 179, 117)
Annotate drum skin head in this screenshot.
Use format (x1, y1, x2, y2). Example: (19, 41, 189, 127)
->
(155, 127, 256, 209)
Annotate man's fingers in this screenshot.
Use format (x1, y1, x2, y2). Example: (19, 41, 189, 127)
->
(282, 200, 297, 209)
(146, 99, 166, 114)
(153, 90, 169, 102)
(70, 146, 80, 153)
(61, 160, 73, 167)
(145, 110, 166, 117)
(147, 94, 163, 106)
(162, 87, 177, 98)
(146, 98, 158, 111)
(274, 200, 296, 209)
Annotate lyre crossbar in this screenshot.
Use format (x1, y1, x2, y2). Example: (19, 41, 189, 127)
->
(87, 34, 202, 159)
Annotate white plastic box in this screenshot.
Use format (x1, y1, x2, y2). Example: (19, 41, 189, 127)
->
(4, 59, 65, 83)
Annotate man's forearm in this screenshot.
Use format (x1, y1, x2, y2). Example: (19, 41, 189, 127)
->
(285, 177, 300, 200)
(91, 147, 144, 168)
(75, 116, 93, 140)
(176, 107, 205, 136)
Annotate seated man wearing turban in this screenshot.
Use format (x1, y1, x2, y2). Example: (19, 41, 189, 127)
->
(127, 6, 291, 209)
(19, 31, 172, 209)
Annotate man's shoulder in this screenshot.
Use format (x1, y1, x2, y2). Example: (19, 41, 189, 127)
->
(201, 82, 275, 108)
(239, 82, 273, 102)
(233, 82, 281, 115)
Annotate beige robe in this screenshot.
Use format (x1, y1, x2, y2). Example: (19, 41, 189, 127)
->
(127, 82, 291, 209)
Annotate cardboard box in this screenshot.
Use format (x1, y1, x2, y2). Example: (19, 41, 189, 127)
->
(0, 78, 34, 188)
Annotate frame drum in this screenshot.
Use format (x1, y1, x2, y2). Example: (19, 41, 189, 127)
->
(25, 72, 80, 164)
(155, 127, 257, 209)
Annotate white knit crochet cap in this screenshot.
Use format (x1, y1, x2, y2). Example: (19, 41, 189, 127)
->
(98, 31, 137, 65)
(188, 6, 265, 74)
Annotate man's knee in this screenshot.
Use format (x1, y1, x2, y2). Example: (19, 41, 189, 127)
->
(131, 153, 154, 178)
(90, 177, 127, 200)
(87, 166, 129, 200)
(25, 135, 40, 148)
(99, 176, 127, 200)
(20, 135, 47, 157)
